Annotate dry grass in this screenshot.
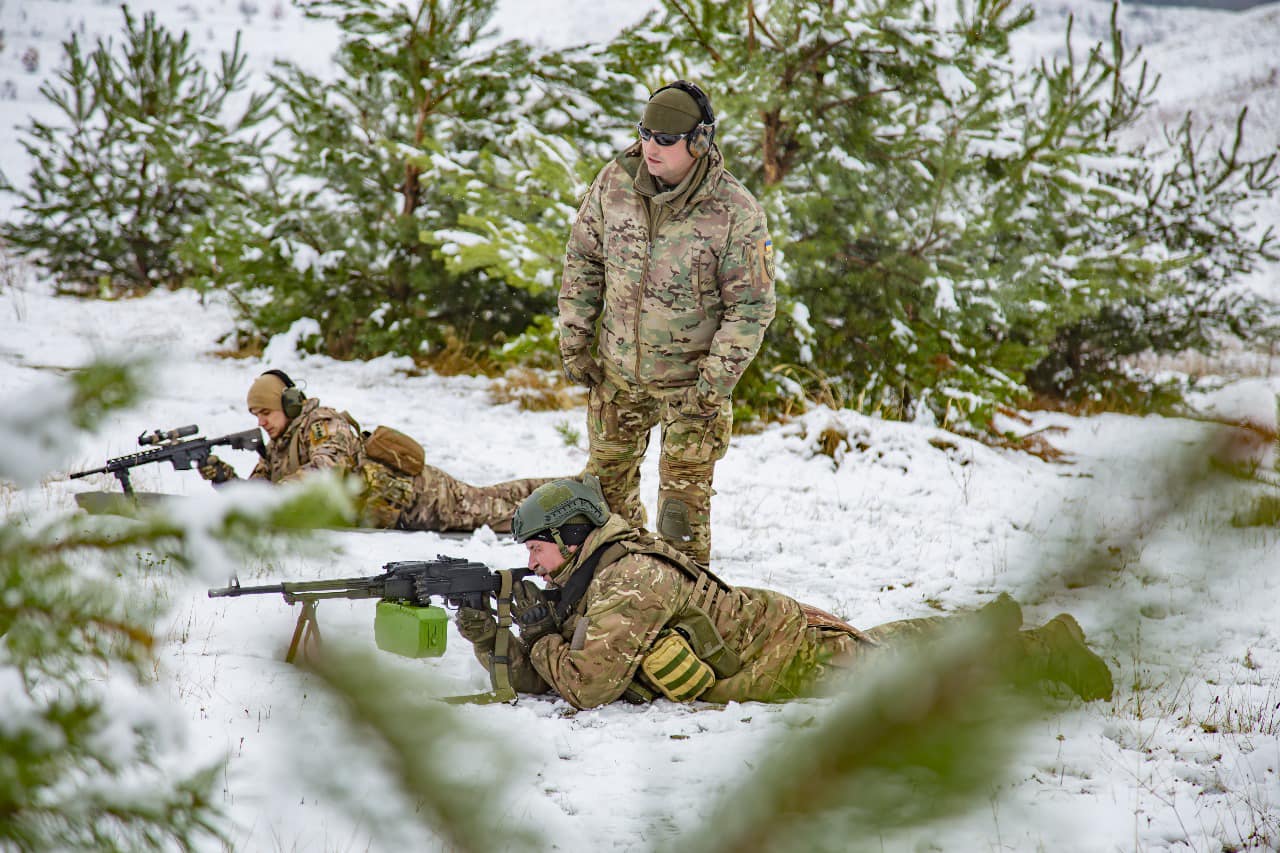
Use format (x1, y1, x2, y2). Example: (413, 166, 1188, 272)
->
(418, 333, 498, 377)
(489, 367, 584, 412)
(211, 334, 264, 360)
(1127, 343, 1280, 383)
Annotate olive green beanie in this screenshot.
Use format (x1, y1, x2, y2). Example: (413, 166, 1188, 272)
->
(246, 373, 287, 412)
(642, 86, 702, 134)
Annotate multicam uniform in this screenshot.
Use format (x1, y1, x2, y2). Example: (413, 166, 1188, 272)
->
(466, 514, 1114, 708)
(398, 464, 556, 534)
(231, 398, 552, 533)
(559, 144, 776, 565)
(468, 514, 877, 708)
(246, 398, 364, 483)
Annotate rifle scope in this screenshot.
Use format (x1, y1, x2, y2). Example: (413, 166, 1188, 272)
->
(138, 424, 199, 446)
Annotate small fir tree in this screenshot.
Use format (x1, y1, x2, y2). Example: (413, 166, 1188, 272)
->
(0, 9, 270, 295)
(0, 361, 354, 850)
(199, 0, 636, 362)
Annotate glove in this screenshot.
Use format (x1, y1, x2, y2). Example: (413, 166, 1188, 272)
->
(199, 455, 236, 483)
(563, 349, 604, 388)
(454, 606, 498, 651)
(512, 579, 560, 645)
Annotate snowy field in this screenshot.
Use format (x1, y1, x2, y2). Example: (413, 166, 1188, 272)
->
(2, 0, 1280, 850)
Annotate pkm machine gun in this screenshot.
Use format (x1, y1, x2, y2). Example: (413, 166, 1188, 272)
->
(70, 424, 265, 494)
(208, 556, 532, 663)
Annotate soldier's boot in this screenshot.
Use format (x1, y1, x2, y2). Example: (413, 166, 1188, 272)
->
(1015, 614, 1113, 702)
(474, 477, 560, 533)
(972, 592, 1022, 637)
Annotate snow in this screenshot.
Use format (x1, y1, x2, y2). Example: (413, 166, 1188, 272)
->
(2, 0, 1280, 850)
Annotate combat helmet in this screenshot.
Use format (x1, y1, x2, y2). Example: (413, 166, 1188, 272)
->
(511, 474, 610, 557)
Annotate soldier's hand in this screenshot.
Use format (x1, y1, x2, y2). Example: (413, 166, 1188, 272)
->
(199, 455, 236, 484)
(455, 606, 498, 650)
(678, 386, 719, 420)
(512, 579, 560, 645)
(563, 349, 604, 388)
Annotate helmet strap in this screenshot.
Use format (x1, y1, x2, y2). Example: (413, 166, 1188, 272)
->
(551, 528, 573, 560)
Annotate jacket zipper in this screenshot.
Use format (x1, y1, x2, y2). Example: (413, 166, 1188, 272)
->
(637, 199, 655, 381)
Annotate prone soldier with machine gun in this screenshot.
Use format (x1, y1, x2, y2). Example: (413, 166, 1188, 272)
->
(208, 556, 544, 703)
(70, 424, 265, 495)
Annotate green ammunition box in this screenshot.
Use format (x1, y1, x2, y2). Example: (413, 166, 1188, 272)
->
(374, 601, 448, 658)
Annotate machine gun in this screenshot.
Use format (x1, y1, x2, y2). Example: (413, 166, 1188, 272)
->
(208, 556, 533, 663)
(70, 425, 265, 494)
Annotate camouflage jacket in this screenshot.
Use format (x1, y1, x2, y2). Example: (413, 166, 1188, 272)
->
(249, 398, 364, 483)
(559, 144, 776, 405)
(481, 514, 811, 709)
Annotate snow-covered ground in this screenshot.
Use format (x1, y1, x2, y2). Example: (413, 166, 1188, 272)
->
(2, 0, 1280, 850)
(4, 252, 1279, 851)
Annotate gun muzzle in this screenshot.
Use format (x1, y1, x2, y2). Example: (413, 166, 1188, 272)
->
(138, 424, 199, 446)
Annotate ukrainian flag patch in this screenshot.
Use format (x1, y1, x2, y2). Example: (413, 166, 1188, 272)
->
(757, 237, 775, 281)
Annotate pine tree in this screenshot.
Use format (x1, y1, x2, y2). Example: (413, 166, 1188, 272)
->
(0, 361, 354, 850)
(0, 363, 224, 850)
(199, 0, 635, 361)
(0, 9, 270, 295)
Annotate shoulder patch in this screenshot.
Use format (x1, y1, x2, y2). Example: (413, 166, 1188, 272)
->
(309, 421, 329, 445)
(757, 237, 775, 282)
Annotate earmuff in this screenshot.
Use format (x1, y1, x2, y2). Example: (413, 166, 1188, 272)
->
(652, 80, 717, 158)
(262, 369, 306, 419)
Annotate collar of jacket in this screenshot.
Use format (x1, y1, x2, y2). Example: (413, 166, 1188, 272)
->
(617, 142, 722, 211)
(548, 512, 636, 588)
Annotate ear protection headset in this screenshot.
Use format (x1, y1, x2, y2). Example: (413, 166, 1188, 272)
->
(651, 80, 717, 158)
(261, 369, 306, 419)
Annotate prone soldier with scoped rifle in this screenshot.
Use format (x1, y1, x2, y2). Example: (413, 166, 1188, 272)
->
(70, 423, 265, 496)
(198, 369, 564, 533)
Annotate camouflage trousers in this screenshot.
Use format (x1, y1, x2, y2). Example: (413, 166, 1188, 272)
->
(585, 373, 732, 566)
(791, 599, 1027, 694)
(810, 615, 951, 671)
(399, 465, 556, 533)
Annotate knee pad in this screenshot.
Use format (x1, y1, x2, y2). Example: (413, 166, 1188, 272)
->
(657, 497, 693, 543)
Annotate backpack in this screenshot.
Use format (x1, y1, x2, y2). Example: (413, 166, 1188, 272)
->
(355, 424, 425, 528)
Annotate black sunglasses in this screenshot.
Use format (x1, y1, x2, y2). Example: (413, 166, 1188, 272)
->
(637, 123, 694, 146)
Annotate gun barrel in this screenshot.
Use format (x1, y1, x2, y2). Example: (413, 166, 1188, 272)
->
(208, 574, 384, 600)
(69, 464, 108, 480)
(208, 583, 286, 598)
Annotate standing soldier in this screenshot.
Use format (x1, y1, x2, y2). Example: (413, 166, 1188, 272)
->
(559, 80, 776, 567)
(200, 369, 560, 533)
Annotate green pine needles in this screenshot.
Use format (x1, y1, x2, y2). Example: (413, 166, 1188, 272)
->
(0, 361, 356, 851)
(2, 0, 1276, 432)
(0, 9, 270, 296)
(616, 0, 1278, 431)
(0, 364, 222, 851)
(200, 0, 631, 361)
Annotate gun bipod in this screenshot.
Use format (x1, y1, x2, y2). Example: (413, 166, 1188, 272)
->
(286, 600, 322, 663)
